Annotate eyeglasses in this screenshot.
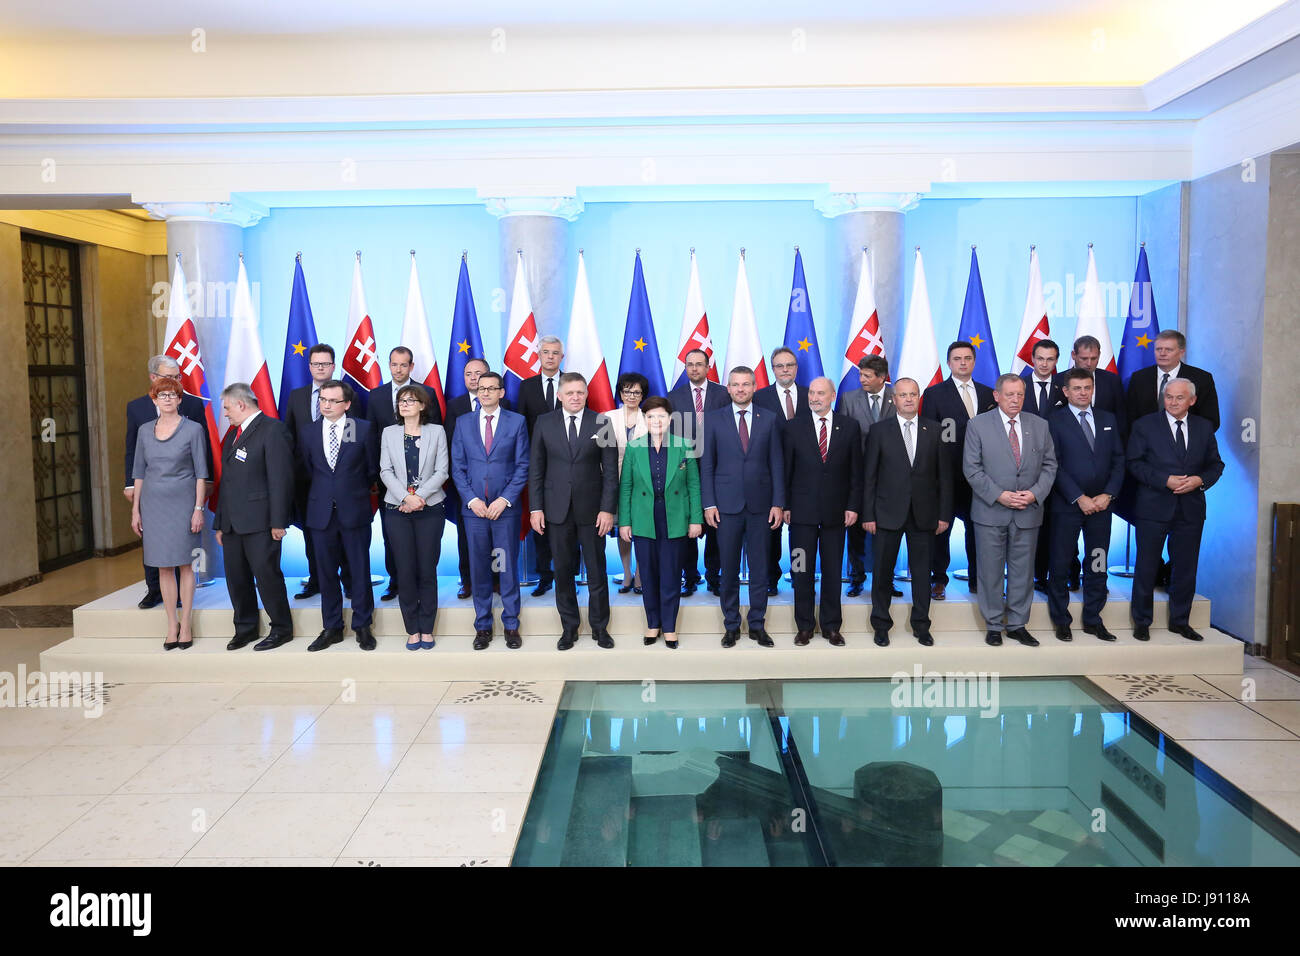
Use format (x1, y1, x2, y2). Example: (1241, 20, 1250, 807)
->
(476, 386, 503, 394)
(397, 398, 421, 405)
(772, 361, 798, 371)
(309, 361, 334, 370)
(319, 397, 346, 405)
(621, 388, 643, 396)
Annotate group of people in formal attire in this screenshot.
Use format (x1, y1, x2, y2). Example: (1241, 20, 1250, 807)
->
(125, 326, 1222, 651)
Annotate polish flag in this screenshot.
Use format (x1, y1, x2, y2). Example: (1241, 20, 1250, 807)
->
(724, 251, 768, 387)
(1012, 247, 1051, 375)
(672, 250, 718, 389)
(163, 256, 222, 496)
(1073, 245, 1118, 374)
(221, 256, 278, 441)
(341, 254, 383, 415)
(502, 251, 541, 406)
(567, 251, 615, 412)
(837, 249, 886, 403)
(896, 248, 942, 394)
(400, 253, 446, 420)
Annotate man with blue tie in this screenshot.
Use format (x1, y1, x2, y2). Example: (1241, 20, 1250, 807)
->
(450, 370, 530, 649)
(700, 366, 786, 648)
(1046, 368, 1125, 641)
(1126, 378, 1224, 642)
(298, 381, 379, 651)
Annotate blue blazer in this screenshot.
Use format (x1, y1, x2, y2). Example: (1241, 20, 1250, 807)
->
(299, 416, 379, 530)
(699, 404, 785, 514)
(1126, 412, 1224, 523)
(450, 407, 530, 514)
(1047, 406, 1125, 514)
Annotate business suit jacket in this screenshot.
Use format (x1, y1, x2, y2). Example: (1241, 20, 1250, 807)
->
(1125, 363, 1220, 432)
(516, 373, 567, 437)
(450, 407, 530, 513)
(527, 408, 619, 524)
(299, 416, 379, 530)
(1047, 406, 1124, 514)
(1054, 367, 1127, 434)
(282, 382, 360, 487)
(1126, 412, 1224, 522)
(754, 382, 809, 422)
(840, 385, 896, 447)
(861, 416, 953, 531)
(667, 378, 730, 447)
(378, 423, 450, 508)
(367, 380, 442, 435)
(963, 410, 1058, 529)
(618, 435, 702, 538)
(213, 413, 295, 535)
(782, 413, 862, 526)
(920, 377, 996, 491)
(125, 392, 211, 487)
(699, 405, 785, 514)
(1019, 371, 1066, 418)
(444, 394, 511, 470)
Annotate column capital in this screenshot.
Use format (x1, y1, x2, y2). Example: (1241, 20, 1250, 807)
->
(135, 198, 269, 228)
(814, 191, 922, 218)
(479, 191, 584, 222)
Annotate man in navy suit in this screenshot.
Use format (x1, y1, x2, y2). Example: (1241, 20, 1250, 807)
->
(921, 341, 995, 600)
(124, 355, 212, 608)
(298, 381, 379, 651)
(668, 348, 729, 595)
(700, 366, 786, 648)
(450, 371, 530, 649)
(1054, 335, 1126, 435)
(1124, 330, 1220, 432)
(754, 346, 808, 596)
(1127, 378, 1224, 642)
(515, 336, 566, 597)
(1046, 369, 1126, 642)
(1020, 338, 1068, 592)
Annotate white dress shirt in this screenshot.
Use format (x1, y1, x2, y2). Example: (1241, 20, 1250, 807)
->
(1157, 363, 1182, 400)
(779, 384, 797, 419)
(321, 415, 347, 461)
(731, 403, 754, 435)
(1166, 410, 1191, 443)
(539, 373, 561, 409)
(896, 413, 919, 465)
(953, 377, 977, 417)
(238, 410, 261, 435)
(809, 410, 831, 453)
(478, 406, 500, 446)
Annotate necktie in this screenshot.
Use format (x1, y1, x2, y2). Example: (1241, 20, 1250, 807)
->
(1175, 418, 1186, 456)
(473, 398, 479, 413)
(738, 410, 749, 454)
(1038, 381, 1049, 410)
(545, 377, 554, 410)
(484, 413, 494, 455)
(568, 414, 579, 452)
(1159, 371, 1170, 400)
(784, 388, 795, 419)
(393, 387, 400, 415)
(327, 421, 339, 470)
(960, 383, 976, 419)
(1079, 409, 1095, 450)
(818, 417, 828, 462)
(1008, 418, 1021, 468)
(312, 387, 320, 422)
(870, 393, 879, 422)
(903, 419, 914, 465)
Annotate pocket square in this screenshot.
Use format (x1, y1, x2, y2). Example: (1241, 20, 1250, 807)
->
(1103, 426, 1112, 431)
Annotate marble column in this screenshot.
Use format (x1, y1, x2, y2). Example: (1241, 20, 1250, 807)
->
(483, 195, 582, 344)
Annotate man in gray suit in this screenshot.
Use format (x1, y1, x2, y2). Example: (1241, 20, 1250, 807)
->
(963, 373, 1057, 647)
(839, 355, 896, 597)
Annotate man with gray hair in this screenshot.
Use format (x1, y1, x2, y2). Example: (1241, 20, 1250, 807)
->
(124, 354, 212, 608)
(516, 335, 568, 596)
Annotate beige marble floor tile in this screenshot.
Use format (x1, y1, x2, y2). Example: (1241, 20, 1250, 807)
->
(384, 743, 545, 793)
(60, 705, 216, 747)
(0, 746, 46, 780)
(0, 795, 101, 862)
(227, 683, 346, 706)
(1244, 700, 1300, 737)
(251, 742, 404, 793)
(109, 683, 247, 710)
(0, 708, 101, 747)
(175, 857, 334, 867)
(1087, 675, 1231, 703)
(180, 705, 325, 744)
(1200, 670, 1300, 701)
(117, 743, 288, 794)
(1249, 790, 1300, 832)
(334, 857, 509, 867)
(444, 680, 563, 707)
(1179, 739, 1300, 793)
(342, 792, 527, 858)
(1126, 701, 1297, 741)
(31, 859, 177, 867)
(0, 745, 167, 796)
(294, 704, 433, 745)
(417, 705, 556, 745)
(330, 682, 450, 707)
(186, 792, 376, 858)
(31, 792, 242, 861)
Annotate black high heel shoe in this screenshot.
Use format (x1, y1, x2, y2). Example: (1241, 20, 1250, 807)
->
(664, 633, 679, 650)
(177, 632, 194, 650)
(643, 629, 660, 646)
(619, 584, 634, 594)
(164, 625, 180, 651)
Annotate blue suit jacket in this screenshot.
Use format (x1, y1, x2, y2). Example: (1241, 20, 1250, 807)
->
(1054, 367, 1126, 435)
(1046, 406, 1125, 513)
(1126, 412, 1224, 523)
(299, 416, 379, 530)
(450, 407, 530, 514)
(699, 404, 785, 514)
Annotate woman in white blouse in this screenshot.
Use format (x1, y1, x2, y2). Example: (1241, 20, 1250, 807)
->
(605, 372, 649, 593)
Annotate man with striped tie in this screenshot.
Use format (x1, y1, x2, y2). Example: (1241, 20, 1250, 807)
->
(840, 354, 897, 598)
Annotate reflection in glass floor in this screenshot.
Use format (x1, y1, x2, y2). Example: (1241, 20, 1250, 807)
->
(512, 679, 1300, 866)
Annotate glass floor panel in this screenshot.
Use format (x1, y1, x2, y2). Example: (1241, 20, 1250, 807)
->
(512, 678, 1300, 867)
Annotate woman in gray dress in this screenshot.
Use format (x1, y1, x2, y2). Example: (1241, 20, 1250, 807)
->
(130, 376, 210, 649)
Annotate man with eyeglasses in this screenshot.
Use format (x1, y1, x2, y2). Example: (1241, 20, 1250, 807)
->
(753, 346, 809, 596)
(516, 335, 567, 597)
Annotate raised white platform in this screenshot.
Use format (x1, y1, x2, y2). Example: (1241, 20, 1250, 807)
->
(42, 576, 1243, 682)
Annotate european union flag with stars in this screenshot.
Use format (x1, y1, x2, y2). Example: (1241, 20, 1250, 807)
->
(1117, 245, 1161, 387)
(956, 247, 1001, 388)
(618, 251, 667, 397)
(782, 248, 824, 386)
(446, 255, 485, 401)
(277, 256, 319, 416)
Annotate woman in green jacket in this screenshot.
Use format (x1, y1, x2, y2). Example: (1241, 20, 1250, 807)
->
(619, 396, 703, 649)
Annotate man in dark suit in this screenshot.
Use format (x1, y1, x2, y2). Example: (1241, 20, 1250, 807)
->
(1127, 378, 1224, 642)
(280, 343, 354, 600)
(125, 355, 213, 608)
(783, 377, 861, 646)
(700, 366, 786, 648)
(1055, 335, 1127, 435)
(529, 373, 619, 650)
(921, 341, 995, 600)
(515, 335, 566, 597)
(839, 354, 897, 597)
(1046, 369, 1126, 642)
(450, 371, 531, 649)
(861, 378, 952, 646)
(1020, 338, 1067, 593)
(215, 383, 295, 651)
(298, 380, 380, 652)
(753, 346, 807, 596)
(1125, 330, 1220, 432)
(668, 348, 729, 595)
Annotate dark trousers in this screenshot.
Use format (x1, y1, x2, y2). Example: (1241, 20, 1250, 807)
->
(1132, 508, 1203, 628)
(465, 508, 521, 632)
(767, 525, 785, 588)
(872, 518, 934, 632)
(845, 523, 875, 584)
(312, 513, 374, 630)
(532, 529, 554, 585)
(635, 530, 685, 632)
(382, 503, 445, 634)
(683, 525, 720, 587)
(142, 561, 180, 595)
(456, 518, 472, 585)
(302, 526, 352, 590)
(1036, 509, 1081, 585)
(931, 483, 977, 587)
(1047, 508, 1111, 626)
(789, 521, 846, 632)
(717, 510, 772, 630)
(548, 514, 609, 633)
(222, 528, 292, 639)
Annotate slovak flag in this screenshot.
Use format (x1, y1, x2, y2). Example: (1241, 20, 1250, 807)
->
(672, 250, 718, 389)
(567, 251, 616, 412)
(341, 254, 383, 416)
(725, 251, 769, 387)
(222, 256, 278, 441)
(1073, 245, 1118, 374)
(896, 248, 943, 394)
(837, 248, 886, 408)
(163, 256, 222, 497)
(502, 251, 540, 407)
(1012, 247, 1050, 375)
(400, 253, 446, 420)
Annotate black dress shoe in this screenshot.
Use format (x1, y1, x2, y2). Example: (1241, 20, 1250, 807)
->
(473, 629, 492, 650)
(255, 633, 293, 652)
(227, 632, 258, 651)
(618, 584, 634, 594)
(845, 583, 864, 597)
(1082, 623, 1117, 642)
(682, 584, 697, 597)
(748, 628, 774, 647)
(824, 630, 846, 647)
(1033, 581, 1049, 594)
(307, 628, 344, 652)
(294, 580, 319, 600)
(380, 586, 398, 602)
(985, 630, 1003, 646)
(767, 583, 779, 596)
(794, 629, 813, 646)
(557, 629, 577, 651)
(355, 626, 377, 651)
(1171, 624, 1204, 642)
(721, 629, 739, 648)
(1067, 579, 1081, 592)
(1006, 627, 1040, 647)
(138, 591, 163, 610)
(1133, 623, 1151, 642)
(593, 630, 615, 649)
(531, 581, 552, 597)
(504, 628, 522, 648)
(968, 583, 978, 595)
(914, 631, 934, 646)
(873, 630, 890, 647)
(1055, 624, 1073, 641)
(891, 587, 904, 598)
(931, 585, 946, 601)
(457, 583, 471, 600)
(706, 583, 720, 596)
